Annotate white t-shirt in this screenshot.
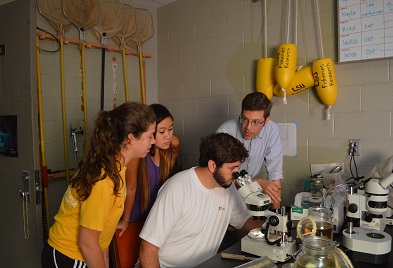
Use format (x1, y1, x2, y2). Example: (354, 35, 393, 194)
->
(139, 167, 251, 267)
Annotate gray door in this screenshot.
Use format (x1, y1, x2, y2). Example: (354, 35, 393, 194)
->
(0, 0, 43, 267)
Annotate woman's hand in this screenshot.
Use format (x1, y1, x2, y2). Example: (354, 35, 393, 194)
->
(103, 248, 109, 268)
(116, 219, 129, 237)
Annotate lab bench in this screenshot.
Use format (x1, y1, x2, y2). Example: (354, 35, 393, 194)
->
(194, 225, 393, 268)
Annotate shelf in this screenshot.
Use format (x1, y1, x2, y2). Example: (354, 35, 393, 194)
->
(36, 30, 152, 58)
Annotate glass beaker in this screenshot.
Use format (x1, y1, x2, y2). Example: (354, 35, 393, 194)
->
(311, 174, 324, 199)
(297, 206, 333, 240)
(310, 206, 333, 239)
(295, 236, 336, 268)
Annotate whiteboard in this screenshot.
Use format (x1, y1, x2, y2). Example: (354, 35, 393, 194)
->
(338, 0, 393, 63)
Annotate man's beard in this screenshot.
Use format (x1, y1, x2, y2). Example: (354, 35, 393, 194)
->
(213, 168, 232, 189)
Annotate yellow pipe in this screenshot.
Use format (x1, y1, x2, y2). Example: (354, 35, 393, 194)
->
(36, 34, 50, 233)
(122, 39, 129, 102)
(138, 44, 146, 104)
(81, 41, 89, 154)
(60, 29, 70, 185)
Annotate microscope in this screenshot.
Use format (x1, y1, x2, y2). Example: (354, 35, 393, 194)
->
(342, 172, 393, 264)
(235, 170, 296, 262)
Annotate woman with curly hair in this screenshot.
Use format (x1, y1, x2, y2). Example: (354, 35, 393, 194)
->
(115, 103, 180, 267)
(41, 101, 156, 268)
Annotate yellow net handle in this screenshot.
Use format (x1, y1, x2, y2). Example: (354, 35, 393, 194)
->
(296, 216, 317, 240)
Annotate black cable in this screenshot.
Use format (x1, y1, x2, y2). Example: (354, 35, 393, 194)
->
(352, 154, 359, 178)
(344, 177, 355, 183)
(36, 26, 61, 53)
(349, 155, 354, 178)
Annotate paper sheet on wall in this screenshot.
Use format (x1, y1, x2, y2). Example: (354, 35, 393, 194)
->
(277, 122, 297, 157)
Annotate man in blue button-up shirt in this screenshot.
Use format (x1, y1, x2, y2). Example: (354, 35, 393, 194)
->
(217, 92, 283, 208)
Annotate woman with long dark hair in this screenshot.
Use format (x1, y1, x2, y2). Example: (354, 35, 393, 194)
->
(115, 103, 180, 267)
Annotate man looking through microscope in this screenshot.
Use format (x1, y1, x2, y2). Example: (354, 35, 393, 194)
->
(138, 133, 267, 267)
(217, 92, 283, 208)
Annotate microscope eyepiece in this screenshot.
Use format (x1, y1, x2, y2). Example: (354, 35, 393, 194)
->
(240, 170, 248, 176)
(233, 172, 241, 180)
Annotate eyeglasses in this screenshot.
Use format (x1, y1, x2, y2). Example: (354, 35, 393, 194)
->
(239, 116, 265, 127)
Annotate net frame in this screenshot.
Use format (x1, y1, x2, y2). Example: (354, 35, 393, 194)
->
(91, 0, 124, 43)
(112, 4, 137, 46)
(91, 0, 124, 111)
(61, 0, 100, 154)
(37, 0, 72, 33)
(125, 8, 154, 104)
(36, 0, 73, 183)
(125, 8, 154, 49)
(110, 4, 137, 102)
(62, 0, 100, 33)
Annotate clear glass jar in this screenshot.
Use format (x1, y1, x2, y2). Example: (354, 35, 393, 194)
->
(311, 174, 324, 199)
(310, 206, 333, 240)
(295, 236, 336, 268)
(297, 206, 333, 240)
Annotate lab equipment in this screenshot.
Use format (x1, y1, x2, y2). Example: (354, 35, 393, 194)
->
(342, 172, 393, 264)
(296, 206, 333, 240)
(311, 174, 324, 199)
(292, 190, 345, 234)
(309, 174, 324, 206)
(234, 170, 296, 262)
(294, 236, 353, 268)
(235, 170, 271, 221)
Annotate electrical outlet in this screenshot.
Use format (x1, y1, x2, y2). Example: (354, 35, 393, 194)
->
(0, 44, 6, 56)
(349, 139, 360, 156)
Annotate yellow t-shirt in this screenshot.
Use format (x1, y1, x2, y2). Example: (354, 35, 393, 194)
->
(48, 167, 126, 261)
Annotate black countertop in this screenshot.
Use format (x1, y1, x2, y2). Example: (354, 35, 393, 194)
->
(195, 226, 393, 268)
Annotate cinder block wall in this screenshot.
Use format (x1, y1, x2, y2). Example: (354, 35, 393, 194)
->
(157, 0, 393, 206)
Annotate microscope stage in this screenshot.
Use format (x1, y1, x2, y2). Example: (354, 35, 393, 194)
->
(240, 236, 296, 263)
